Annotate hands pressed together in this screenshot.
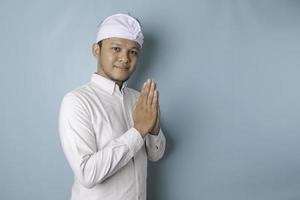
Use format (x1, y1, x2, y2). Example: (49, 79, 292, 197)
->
(133, 79, 160, 138)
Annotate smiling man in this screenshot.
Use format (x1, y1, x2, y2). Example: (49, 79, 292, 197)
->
(59, 13, 166, 200)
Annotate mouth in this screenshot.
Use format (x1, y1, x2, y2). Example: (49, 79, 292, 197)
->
(114, 65, 129, 71)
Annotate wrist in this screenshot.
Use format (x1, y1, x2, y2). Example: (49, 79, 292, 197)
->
(133, 125, 147, 138)
(150, 127, 160, 135)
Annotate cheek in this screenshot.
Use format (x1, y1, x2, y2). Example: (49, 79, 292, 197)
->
(101, 52, 116, 65)
(130, 56, 138, 64)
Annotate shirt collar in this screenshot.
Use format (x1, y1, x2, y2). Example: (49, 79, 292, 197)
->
(91, 73, 127, 95)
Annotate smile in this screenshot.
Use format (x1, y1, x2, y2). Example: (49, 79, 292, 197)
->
(114, 66, 129, 71)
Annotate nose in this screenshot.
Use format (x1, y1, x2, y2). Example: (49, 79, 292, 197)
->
(119, 51, 130, 64)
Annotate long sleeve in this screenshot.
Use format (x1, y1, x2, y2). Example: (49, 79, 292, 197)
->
(145, 128, 166, 161)
(59, 93, 144, 188)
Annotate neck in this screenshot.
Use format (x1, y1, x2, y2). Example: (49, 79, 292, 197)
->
(115, 81, 123, 90)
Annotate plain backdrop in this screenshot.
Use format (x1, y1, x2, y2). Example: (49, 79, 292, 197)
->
(1, 0, 300, 199)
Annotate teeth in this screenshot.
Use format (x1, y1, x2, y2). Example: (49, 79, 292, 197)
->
(115, 66, 127, 68)
(116, 67, 128, 70)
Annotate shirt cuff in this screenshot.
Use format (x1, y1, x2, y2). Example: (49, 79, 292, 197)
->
(147, 128, 163, 143)
(120, 127, 144, 156)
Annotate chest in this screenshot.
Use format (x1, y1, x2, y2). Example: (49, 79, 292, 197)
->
(90, 92, 137, 148)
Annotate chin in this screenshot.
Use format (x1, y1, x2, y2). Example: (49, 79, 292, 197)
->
(115, 73, 133, 81)
(112, 75, 130, 83)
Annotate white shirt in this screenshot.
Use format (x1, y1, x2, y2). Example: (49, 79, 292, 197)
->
(59, 73, 166, 200)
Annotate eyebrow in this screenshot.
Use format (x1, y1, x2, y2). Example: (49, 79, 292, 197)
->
(111, 42, 140, 50)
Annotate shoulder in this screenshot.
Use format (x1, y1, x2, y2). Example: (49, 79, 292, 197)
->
(61, 83, 93, 107)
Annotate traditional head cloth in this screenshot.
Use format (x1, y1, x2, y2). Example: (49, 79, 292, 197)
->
(96, 13, 144, 48)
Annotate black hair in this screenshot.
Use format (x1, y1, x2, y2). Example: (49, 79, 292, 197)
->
(97, 40, 102, 48)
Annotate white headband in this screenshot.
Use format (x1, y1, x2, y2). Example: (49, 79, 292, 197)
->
(96, 13, 144, 48)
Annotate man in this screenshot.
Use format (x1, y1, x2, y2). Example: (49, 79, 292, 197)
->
(59, 13, 166, 200)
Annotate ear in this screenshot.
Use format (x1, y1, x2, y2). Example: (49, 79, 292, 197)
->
(92, 43, 101, 58)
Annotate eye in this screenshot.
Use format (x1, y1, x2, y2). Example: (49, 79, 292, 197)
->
(130, 50, 138, 56)
(112, 47, 121, 52)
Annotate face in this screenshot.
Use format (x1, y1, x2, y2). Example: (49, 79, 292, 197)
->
(92, 37, 140, 86)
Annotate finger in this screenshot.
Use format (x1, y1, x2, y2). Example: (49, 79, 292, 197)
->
(154, 111, 160, 131)
(142, 79, 151, 104)
(153, 112, 159, 130)
(139, 81, 148, 105)
(157, 104, 160, 119)
(147, 81, 156, 106)
(138, 82, 146, 100)
(157, 107, 160, 124)
(151, 89, 158, 110)
(155, 105, 160, 127)
(154, 106, 160, 125)
(140, 81, 146, 92)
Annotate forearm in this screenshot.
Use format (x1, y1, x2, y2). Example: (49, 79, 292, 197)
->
(60, 126, 144, 188)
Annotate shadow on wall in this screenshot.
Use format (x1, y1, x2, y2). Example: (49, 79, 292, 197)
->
(129, 32, 179, 200)
(146, 96, 203, 200)
(129, 30, 176, 159)
(147, 124, 173, 200)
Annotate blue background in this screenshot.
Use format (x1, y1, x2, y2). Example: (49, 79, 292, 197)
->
(1, 0, 300, 199)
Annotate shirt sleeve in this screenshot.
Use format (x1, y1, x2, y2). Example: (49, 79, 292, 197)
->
(145, 128, 166, 161)
(58, 93, 144, 188)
